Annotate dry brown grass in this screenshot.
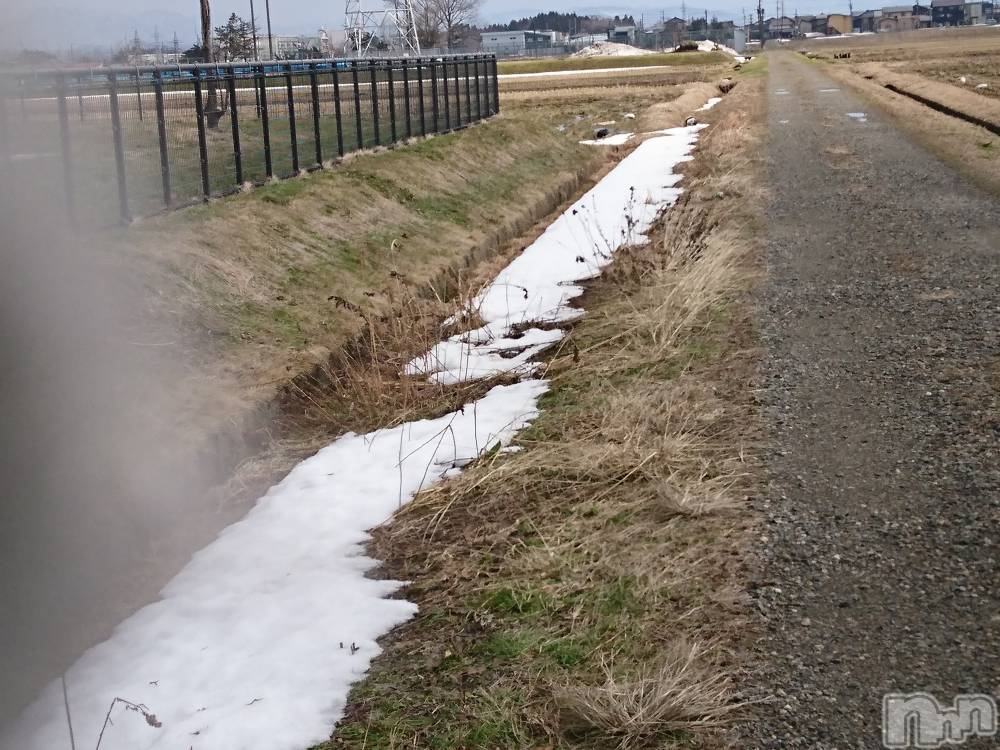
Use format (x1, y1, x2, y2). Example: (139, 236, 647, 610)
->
(799, 24, 1000, 58)
(557, 641, 739, 749)
(327, 72, 765, 749)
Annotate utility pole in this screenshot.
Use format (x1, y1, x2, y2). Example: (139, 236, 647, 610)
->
(757, 0, 765, 46)
(264, 0, 274, 59)
(249, 0, 260, 59)
(198, 0, 221, 126)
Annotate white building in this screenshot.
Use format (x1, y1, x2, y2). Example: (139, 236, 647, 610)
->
(480, 30, 554, 55)
(255, 34, 322, 60)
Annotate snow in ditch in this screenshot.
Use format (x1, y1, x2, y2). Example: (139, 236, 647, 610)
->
(407, 123, 707, 385)
(6, 99, 714, 750)
(2, 380, 548, 750)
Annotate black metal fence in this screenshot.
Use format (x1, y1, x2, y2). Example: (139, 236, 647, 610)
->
(0, 55, 500, 226)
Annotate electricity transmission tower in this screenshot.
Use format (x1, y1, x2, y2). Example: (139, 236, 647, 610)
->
(344, 0, 421, 57)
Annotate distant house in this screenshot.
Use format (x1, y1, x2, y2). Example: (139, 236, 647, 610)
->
(854, 9, 880, 31)
(826, 13, 855, 33)
(767, 16, 797, 37)
(964, 0, 994, 23)
(931, 0, 965, 24)
(877, 4, 932, 30)
(480, 30, 553, 55)
(609, 25, 638, 44)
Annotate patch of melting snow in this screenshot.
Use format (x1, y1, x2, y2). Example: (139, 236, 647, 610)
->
(774, 89, 790, 96)
(3, 380, 549, 750)
(5, 99, 715, 750)
(818, 88, 840, 93)
(779, 119, 790, 124)
(409, 122, 707, 384)
(847, 112, 868, 122)
(579, 132, 634, 146)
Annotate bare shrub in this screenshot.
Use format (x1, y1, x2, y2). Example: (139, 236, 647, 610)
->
(556, 641, 738, 748)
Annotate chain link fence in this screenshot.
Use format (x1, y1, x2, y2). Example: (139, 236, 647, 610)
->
(0, 55, 500, 227)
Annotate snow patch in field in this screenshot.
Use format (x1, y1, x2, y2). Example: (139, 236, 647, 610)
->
(498, 64, 672, 80)
(407, 123, 706, 384)
(694, 39, 747, 62)
(3, 380, 548, 750)
(572, 40, 655, 57)
(580, 132, 634, 146)
(847, 111, 868, 122)
(698, 97, 723, 111)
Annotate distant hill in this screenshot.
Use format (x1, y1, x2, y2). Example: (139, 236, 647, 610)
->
(482, 11, 637, 33)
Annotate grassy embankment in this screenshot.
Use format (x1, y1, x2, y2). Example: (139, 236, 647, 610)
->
(323, 60, 766, 750)
(104, 74, 721, 489)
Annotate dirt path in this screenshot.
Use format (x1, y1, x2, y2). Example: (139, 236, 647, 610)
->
(747, 51, 1000, 748)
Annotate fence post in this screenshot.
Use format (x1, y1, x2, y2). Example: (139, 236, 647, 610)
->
(388, 60, 399, 143)
(152, 69, 171, 206)
(491, 56, 500, 115)
(107, 72, 131, 223)
(401, 59, 412, 139)
(442, 60, 450, 130)
(192, 67, 212, 199)
(369, 62, 381, 146)
(227, 72, 243, 186)
(77, 74, 85, 122)
(430, 61, 439, 133)
(134, 69, 143, 122)
(332, 66, 345, 158)
(0, 81, 9, 168)
(309, 63, 322, 166)
(285, 63, 299, 172)
(351, 61, 363, 148)
(417, 59, 426, 136)
(473, 55, 483, 120)
(258, 64, 273, 178)
(464, 56, 472, 126)
(55, 73, 75, 224)
(453, 59, 462, 126)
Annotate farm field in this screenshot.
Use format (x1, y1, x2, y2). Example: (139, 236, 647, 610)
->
(802, 24, 1000, 96)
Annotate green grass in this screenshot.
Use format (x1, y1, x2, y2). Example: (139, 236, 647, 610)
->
(738, 53, 769, 78)
(497, 50, 724, 75)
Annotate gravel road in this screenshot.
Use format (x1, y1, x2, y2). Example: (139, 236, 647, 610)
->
(745, 52, 1000, 748)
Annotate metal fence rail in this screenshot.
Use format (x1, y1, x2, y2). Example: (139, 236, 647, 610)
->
(0, 55, 500, 226)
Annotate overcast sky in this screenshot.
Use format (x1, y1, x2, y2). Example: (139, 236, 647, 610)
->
(1, 0, 853, 50)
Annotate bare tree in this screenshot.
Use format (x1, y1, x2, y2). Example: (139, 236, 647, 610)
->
(429, 0, 481, 50)
(413, 0, 441, 49)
